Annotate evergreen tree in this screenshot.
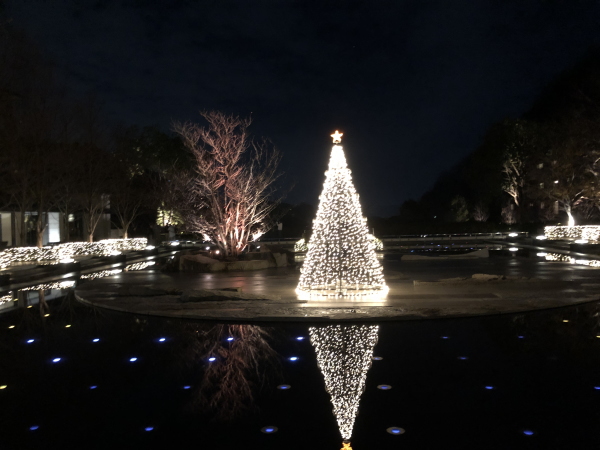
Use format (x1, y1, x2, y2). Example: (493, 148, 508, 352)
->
(297, 132, 387, 297)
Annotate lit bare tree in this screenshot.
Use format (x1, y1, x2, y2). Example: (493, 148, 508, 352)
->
(174, 111, 283, 256)
(501, 120, 537, 223)
(531, 122, 595, 227)
(153, 162, 192, 227)
(472, 202, 490, 222)
(502, 153, 525, 208)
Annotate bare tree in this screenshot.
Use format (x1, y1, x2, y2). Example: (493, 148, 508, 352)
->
(0, 25, 64, 247)
(109, 154, 151, 238)
(472, 202, 490, 222)
(153, 162, 192, 227)
(449, 195, 469, 222)
(502, 153, 525, 208)
(531, 121, 595, 227)
(501, 203, 517, 225)
(575, 198, 599, 222)
(72, 96, 112, 242)
(500, 120, 536, 223)
(174, 111, 283, 256)
(539, 203, 557, 223)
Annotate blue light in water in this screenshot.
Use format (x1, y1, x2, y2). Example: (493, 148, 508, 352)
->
(523, 430, 534, 436)
(52, 358, 61, 363)
(90, 385, 97, 390)
(288, 356, 299, 361)
(26, 339, 34, 344)
(158, 338, 166, 342)
(391, 428, 400, 434)
(277, 384, 291, 390)
(594, 386, 600, 390)
(441, 336, 449, 339)
(296, 336, 305, 341)
(145, 427, 154, 432)
(485, 386, 494, 390)
(183, 385, 191, 390)
(518, 336, 524, 339)
(208, 357, 216, 362)
(129, 357, 138, 362)
(29, 425, 39, 431)
(377, 384, 392, 390)
(92, 338, 100, 343)
(226, 337, 234, 341)
(386, 427, 405, 435)
(458, 356, 468, 360)
(261, 426, 278, 434)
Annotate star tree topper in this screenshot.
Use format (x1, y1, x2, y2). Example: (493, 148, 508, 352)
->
(331, 130, 343, 144)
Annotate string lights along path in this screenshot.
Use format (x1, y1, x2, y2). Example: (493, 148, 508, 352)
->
(296, 131, 388, 298)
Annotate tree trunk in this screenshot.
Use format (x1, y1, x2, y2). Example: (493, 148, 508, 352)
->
(19, 210, 26, 246)
(36, 230, 43, 248)
(62, 210, 71, 242)
(566, 207, 575, 227)
(36, 211, 45, 248)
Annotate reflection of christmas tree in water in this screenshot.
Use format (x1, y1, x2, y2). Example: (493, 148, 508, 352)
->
(310, 324, 379, 449)
(297, 131, 387, 298)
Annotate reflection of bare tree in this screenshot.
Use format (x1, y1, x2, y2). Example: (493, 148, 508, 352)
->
(180, 324, 279, 420)
(38, 290, 49, 317)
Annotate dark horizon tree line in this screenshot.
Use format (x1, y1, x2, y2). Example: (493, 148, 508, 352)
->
(395, 47, 600, 232)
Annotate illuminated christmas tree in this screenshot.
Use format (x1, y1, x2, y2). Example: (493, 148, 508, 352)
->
(310, 324, 380, 448)
(297, 131, 387, 297)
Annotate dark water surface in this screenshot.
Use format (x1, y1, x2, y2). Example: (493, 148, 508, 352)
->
(1, 288, 600, 450)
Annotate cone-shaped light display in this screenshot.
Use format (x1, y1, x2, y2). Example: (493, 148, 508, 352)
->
(297, 132, 387, 298)
(310, 324, 379, 445)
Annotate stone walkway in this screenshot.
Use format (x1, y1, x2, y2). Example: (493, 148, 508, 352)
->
(74, 256, 600, 322)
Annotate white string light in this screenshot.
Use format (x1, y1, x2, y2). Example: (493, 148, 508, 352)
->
(310, 324, 379, 442)
(124, 261, 155, 271)
(297, 138, 387, 298)
(544, 252, 600, 267)
(80, 269, 123, 280)
(544, 226, 600, 242)
(294, 238, 308, 252)
(0, 238, 147, 268)
(20, 280, 76, 291)
(0, 291, 13, 305)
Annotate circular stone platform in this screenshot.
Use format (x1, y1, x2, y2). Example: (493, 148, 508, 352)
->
(74, 257, 600, 322)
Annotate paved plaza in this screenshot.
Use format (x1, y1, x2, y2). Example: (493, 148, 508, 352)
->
(75, 255, 600, 321)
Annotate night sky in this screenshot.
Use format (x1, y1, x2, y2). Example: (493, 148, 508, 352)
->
(4, 0, 600, 216)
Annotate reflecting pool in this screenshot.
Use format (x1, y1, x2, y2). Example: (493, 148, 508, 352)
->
(2, 290, 600, 449)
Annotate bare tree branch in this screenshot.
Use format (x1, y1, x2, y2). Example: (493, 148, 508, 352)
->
(173, 111, 284, 256)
